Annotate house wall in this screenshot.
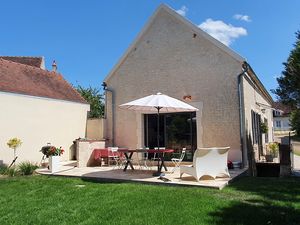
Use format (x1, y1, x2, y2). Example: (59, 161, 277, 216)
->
(0, 91, 89, 165)
(105, 9, 245, 161)
(242, 75, 273, 162)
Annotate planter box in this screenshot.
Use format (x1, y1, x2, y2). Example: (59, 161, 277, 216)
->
(256, 162, 280, 177)
(49, 156, 60, 173)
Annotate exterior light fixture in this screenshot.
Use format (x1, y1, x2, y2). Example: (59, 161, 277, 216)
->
(183, 95, 192, 101)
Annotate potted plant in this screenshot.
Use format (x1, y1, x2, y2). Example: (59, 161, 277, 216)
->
(269, 142, 279, 158)
(265, 142, 279, 162)
(41, 146, 64, 173)
(260, 122, 268, 134)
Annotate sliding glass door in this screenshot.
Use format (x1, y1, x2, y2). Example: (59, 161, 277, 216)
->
(144, 112, 197, 161)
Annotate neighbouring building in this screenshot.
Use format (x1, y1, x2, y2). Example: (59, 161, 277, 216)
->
(103, 4, 274, 166)
(0, 57, 90, 165)
(273, 102, 292, 132)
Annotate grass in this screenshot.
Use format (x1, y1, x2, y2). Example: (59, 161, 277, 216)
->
(0, 175, 299, 225)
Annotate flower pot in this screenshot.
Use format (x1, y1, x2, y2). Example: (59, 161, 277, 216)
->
(265, 154, 274, 162)
(49, 156, 60, 173)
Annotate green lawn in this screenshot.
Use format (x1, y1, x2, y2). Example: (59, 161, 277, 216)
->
(0, 175, 299, 225)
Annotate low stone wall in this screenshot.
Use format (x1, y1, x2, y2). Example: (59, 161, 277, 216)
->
(76, 140, 106, 167)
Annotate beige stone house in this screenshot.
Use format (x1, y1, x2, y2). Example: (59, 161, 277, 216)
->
(103, 5, 273, 166)
(0, 57, 89, 165)
(273, 102, 292, 132)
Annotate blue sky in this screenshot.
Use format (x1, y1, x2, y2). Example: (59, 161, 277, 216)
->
(1, 1, 299, 99)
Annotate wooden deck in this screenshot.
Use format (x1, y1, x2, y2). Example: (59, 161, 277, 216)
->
(37, 161, 248, 190)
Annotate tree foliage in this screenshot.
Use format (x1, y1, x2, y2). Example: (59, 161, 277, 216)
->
(273, 31, 300, 107)
(290, 109, 300, 135)
(76, 85, 104, 118)
(273, 31, 300, 134)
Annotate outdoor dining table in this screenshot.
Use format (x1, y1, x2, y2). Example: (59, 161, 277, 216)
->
(118, 148, 174, 172)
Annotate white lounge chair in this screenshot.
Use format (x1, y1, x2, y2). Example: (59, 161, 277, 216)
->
(180, 147, 230, 181)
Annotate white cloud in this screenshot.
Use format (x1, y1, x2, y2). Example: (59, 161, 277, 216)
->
(198, 19, 247, 46)
(176, 6, 188, 17)
(233, 14, 251, 22)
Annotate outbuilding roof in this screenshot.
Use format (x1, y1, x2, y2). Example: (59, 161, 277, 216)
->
(0, 58, 88, 104)
(0, 56, 45, 69)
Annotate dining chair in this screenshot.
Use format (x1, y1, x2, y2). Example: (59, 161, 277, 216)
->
(137, 147, 150, 170)
(108, 147, 121, 169)
(171, 148, 186, 173)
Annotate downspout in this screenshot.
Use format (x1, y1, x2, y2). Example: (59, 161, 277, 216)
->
(238, 61, 249, 167)
(102, 82, 115, 146)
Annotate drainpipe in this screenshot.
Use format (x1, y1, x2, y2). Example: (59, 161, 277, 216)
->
(238, 61, 249, 168)
(102, 82, 115, 146)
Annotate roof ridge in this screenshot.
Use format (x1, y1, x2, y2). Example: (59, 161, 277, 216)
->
(0, 56, 43, 58)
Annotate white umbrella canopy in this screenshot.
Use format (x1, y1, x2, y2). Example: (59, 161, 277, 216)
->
(119, 92, 199, 112)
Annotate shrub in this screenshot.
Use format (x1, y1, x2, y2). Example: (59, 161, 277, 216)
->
(0, 165, 8, 175)
(6, 167, 19, 177)
(18, 162, 38, 175)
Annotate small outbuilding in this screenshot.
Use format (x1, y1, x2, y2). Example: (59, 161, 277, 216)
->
(0, 57, 89, 165)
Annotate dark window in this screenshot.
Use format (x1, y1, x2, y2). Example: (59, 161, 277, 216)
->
(144, 112, 197, 161)
(251, 110, 263, 156)
(276, 121, 281, 127)
(251, 110, 258, 144)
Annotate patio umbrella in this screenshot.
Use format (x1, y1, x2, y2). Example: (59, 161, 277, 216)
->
(119, 92, 199, 176)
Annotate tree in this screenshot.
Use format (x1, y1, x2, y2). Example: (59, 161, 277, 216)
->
(290, 110, 300, 135)
(273, 31, 300, 134)
(76, 85, 104, 118)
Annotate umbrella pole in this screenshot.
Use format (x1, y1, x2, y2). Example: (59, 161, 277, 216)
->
(157, 107, 160, 172)
(153, 107, 163, 176)
(157, 107, 160, 150)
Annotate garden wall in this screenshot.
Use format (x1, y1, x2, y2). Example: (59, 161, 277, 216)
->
(0, 92, 89, 165)
(86, 118, 106, 140)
